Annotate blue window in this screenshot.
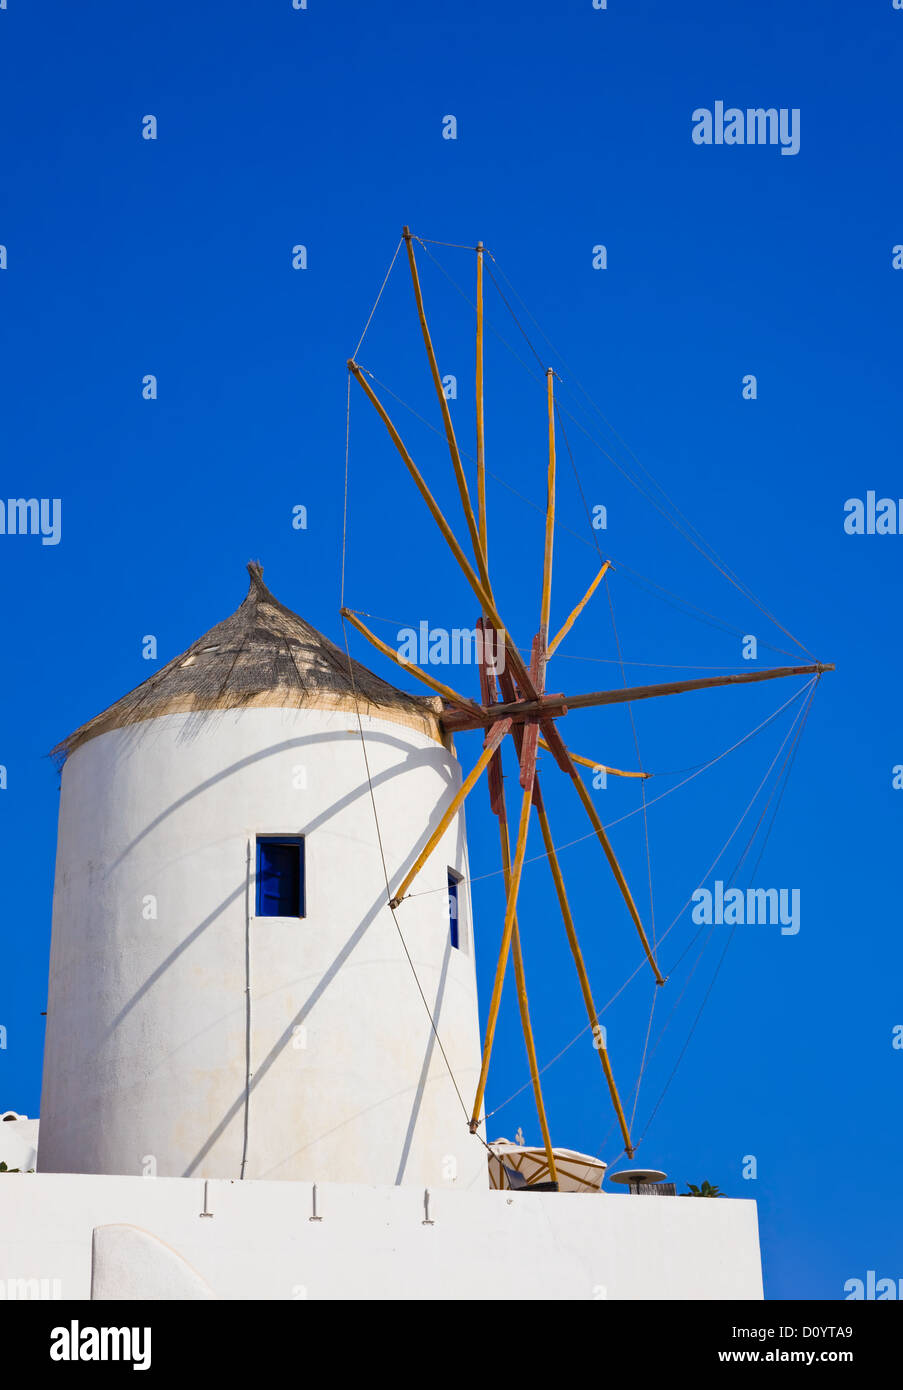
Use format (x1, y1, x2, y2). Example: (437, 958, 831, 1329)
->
(256, 836, 305, 918)
(448, 870, 461, 949)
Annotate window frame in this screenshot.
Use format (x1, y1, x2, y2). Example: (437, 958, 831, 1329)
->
(255, 835, 306, 920)
(447, 867, 464, 951)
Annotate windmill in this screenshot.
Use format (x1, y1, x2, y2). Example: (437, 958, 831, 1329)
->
(341, 228, 834, 1186)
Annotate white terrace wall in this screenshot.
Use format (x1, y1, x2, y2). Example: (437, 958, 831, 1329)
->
(0, 1174, 764, 1300)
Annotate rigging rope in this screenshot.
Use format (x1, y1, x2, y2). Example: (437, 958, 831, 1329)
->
(341, 369, 491, 1155)
(352, 237, 403, 360)
(342, 234, 827, 1158)
(629, 985, 659, 1135)
(481, 679, 818, 1122)
(342, 617, 478, 1130)
(628, 681, 818, 1155)
(405, 676, 817, 900)
(340, 374, 351, 609)
(341, 607, 796, 673)
(354, 361, 805, 662)
(481, 245, 816, 662)
(415, 238, 817, 661)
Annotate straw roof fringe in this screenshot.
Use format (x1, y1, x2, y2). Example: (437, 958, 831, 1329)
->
(53, 563, 442, 763)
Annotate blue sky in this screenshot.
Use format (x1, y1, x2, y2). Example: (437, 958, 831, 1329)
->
(1, 0, 901, 1299)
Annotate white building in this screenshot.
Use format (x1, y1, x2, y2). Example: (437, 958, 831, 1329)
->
(0, 565, 763, 1299)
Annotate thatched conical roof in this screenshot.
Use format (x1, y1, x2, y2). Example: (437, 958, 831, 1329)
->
(54, 563, 442, 762)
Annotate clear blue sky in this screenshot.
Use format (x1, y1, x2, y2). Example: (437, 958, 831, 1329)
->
(1, 0, 901, 1299)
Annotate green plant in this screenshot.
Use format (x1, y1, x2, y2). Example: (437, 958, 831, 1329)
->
(684, 1180, 723, 1197)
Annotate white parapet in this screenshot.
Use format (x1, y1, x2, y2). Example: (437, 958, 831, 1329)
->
(0, 1173, 764, 1301)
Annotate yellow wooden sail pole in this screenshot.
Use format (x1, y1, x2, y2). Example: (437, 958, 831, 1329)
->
(476, 241, 487, 571)
(340, 608, 484, 718)
(533, 776, 635, 1157)
(473, 663, 835, 722)
(508, 880, 559, 1185)
(546, 560, 611, 658)
(537, 738, 649, 779)
(347, 362, 540, 702)
(403, 227, 493, 601)
(569, 767, 665, 985)
(470, 362, 559, 1173)
(470, 773, 558, 1183)
(388, 718, 512, 907)
(481, 371, 559, 1182)
(469, 780, 534, 1131)
(346, 364, 491, 602)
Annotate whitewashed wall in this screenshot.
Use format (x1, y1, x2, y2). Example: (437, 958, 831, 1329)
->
(39, 707, 484, 1190)
(0, 1174, 764, 1300)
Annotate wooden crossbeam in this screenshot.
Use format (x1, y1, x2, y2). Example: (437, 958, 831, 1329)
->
(440, 692, 568, 733)
(439, 663, 834, 731)
(518, 636, 543, 791)
(477, 618, 504, 815)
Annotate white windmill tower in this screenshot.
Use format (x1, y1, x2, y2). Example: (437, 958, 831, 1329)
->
(38, 563, 486, 1190)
